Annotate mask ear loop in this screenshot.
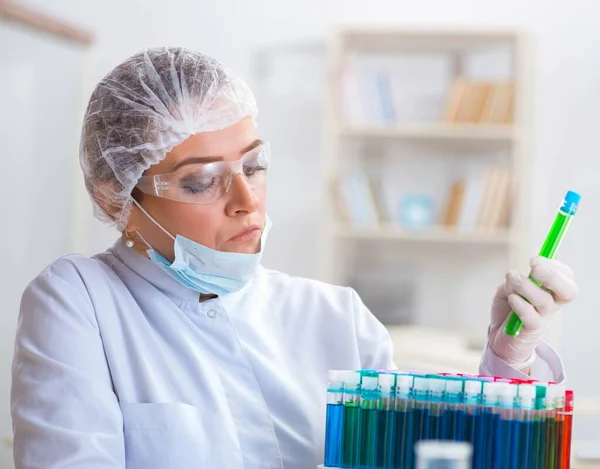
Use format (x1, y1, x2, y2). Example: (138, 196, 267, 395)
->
(131, 198, 176, 249)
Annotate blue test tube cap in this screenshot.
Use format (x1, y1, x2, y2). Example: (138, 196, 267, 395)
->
(561, 190, 582, 215)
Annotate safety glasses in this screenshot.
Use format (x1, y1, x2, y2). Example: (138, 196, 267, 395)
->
(136, 142, 270, 205)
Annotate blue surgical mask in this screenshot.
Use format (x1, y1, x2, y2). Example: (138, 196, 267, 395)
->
(132, 199, 271, 296)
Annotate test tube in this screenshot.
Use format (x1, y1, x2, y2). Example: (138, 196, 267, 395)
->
(533, 385, 548, 469)
(481, 382, 500, 469)
(463, 379, 483, 469)
(341, 371, 361, 468)
(496, 382, 518, 469)
(413, 377, 431, 443)
(517, 384, 536, 469)
(505, 190, 582, 336)
(427, 377, 446, 440)
(378, 373, 396, 469)
(553, 386, 566, 469)
(324, 370, 346, 467)
(357, 376, 380, 469)
(444, 378, 465, 441)
(393, 374, 414, 469)
(545, 385, 564, 469)
(561, 391, 574, 469)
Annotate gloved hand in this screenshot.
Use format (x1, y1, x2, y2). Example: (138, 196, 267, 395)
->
(488, 256, 579, 370)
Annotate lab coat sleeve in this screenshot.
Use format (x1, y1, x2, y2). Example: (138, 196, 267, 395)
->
(479, 341, 566, 384)
(11, 259, 125, 469)
(350, 288, 396, 371)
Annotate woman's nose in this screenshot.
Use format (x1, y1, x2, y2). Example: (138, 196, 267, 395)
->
(225, 173, 260, 215)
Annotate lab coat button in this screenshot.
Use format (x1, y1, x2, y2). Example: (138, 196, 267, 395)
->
(207, 309, 217, 318)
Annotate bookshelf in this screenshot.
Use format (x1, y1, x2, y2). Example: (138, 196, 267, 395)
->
(340, 123, 516, 141)
(332, 225, 513, 246)
(321, 27, 531, 335)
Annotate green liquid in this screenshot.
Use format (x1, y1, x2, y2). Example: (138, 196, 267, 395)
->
(545, 416, 556, 469)
(342, 403, 360, 467)
(505, 211, 572, 336)
(357, 407, 379, 468)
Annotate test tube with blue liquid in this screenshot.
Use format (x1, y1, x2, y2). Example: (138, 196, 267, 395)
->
(480, 382, 500, 469)
(496, 382, 518, 469)
(427, 376, 446, 440)
(413, 377, 431, 443)
(463, 379, 482, 468)
(324, 370, 346, 467)
(444, 378, 465, 441)
(517, 384, 537, 469)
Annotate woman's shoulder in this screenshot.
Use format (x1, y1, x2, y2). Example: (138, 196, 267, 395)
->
(26, 251, 116, 296)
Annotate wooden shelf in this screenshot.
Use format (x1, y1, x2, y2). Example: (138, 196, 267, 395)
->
(332, 224, 512, 246)
(340, 27, 520, 53)
(340, 123, 516, 142)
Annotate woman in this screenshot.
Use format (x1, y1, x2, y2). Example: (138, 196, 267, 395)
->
(11, 47, 578, 469)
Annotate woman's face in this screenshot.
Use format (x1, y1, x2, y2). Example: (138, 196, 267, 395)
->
(127, 117, 267, 260)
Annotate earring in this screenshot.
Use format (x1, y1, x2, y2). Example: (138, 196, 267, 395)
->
(124, 230, 135, 248)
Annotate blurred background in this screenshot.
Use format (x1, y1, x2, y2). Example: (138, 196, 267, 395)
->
(2, 0, 600, 467)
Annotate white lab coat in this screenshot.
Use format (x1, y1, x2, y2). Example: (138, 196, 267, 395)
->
(11, 239, 565, 469)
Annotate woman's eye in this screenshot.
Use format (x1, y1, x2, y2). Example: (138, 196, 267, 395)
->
(181, 177, 217, 194)
(244, 165, 267, 177)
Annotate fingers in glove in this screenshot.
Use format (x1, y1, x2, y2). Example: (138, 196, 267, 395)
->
(529, 261, 579, 304)
(530, 256, 575, 279)
(505, 270, 556, 317)
(507, 293, 545, 330)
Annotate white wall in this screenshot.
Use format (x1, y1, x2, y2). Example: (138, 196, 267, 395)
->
(4, 0, 600, 462)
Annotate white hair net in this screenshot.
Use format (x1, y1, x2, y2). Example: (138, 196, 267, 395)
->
(79, 47, 258, 229)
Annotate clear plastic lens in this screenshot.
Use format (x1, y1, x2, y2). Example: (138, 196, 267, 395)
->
(137, 142, 270, 204)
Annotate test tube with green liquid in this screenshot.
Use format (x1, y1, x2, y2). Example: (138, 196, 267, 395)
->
(504, 190, 581, 337)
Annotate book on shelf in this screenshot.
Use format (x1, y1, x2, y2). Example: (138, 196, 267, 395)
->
(338, 65, 515, 127)
(444, 78, 514, 125)
(442, 165, 514, 232)
(330, 172, 382, 228)
(331, 165, 515, 234)
(338, 60, 396, 125)
(442, 180, 466, 226)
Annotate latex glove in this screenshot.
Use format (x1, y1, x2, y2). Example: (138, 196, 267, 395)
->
(488, 256, 579, 370)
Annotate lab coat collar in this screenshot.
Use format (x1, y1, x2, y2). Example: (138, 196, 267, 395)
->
(110, 237, 200, 302)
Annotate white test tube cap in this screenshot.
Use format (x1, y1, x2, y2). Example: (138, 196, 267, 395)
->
(547, 384, 566, 407)
(518, 384, 536, 408)
(414, 377, 430, 392)
(328, 370, 346, 383)
(446, 379, 463, 394)
(379, 373, 395, 389)
(464, 380, 482, 396)
(397, 374, 413, 392)
(429, 378, 446, 393)
(483, 381, 500, 396)
(362, 376, 379, 390)
(483, 382, 501, 404)
(415, 441, 473, 469)
(343, 371, 361, 387)
(498, 383, 517, 405)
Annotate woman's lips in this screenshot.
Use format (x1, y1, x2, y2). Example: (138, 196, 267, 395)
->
(228, 226, 261, 244)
